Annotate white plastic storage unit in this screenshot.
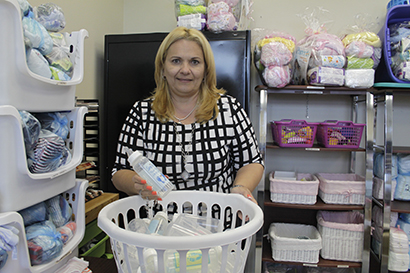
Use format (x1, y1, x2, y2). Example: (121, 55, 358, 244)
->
(0, 0, 89, 271)
(256, 85, 374, 272)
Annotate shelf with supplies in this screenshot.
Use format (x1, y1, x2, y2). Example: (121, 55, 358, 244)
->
(255, 84, 374, 273)
(369, 84, 410, 273)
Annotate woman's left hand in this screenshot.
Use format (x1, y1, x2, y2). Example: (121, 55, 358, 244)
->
(231, 185, 257, 204)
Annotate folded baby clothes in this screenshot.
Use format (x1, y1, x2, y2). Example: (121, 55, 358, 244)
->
(307, 66, 345, 86)
(345, 69, 374, 88)
(346, 56, 374, 70)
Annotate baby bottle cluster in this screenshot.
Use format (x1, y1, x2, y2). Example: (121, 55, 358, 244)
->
(122, 212, 239, 273)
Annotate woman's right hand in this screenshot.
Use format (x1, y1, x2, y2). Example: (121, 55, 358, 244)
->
(132, 175, 161, 200)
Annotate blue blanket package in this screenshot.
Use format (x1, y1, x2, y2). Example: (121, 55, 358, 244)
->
(394, 174, 410, 201)
(22, 14, 53, 55)
(45, 195, 71, 228)
(19, 202, 48, 226)
(398, 154, 410, 175)
(374, 152, 398, 178)
(25, 221, 63, 265)
(34, 112, 69, 140)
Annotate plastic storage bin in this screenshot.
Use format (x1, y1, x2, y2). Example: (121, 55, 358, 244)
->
(316, 173, 365, 205)
(270, 119, 319, 148)
(375, 5, 410, 83)
(0, 105, 88, 212)
(269, 172, 319, 205)
(0, 179, 87, 273)
(316, 120, 365, 148)
(268, 223, 322, 264)
(0, 0, 88, 112)
(387, 0, 409, 10)
(98, 190, 263, 273)
(317, 211, 364, 262)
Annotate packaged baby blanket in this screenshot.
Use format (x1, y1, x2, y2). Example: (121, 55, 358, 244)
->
(293, 7, 345, 85)
(345, 69, 374, 88)
(253, 28, 296, 88)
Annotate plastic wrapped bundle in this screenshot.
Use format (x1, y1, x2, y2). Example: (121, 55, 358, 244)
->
(25, 221, 63, 265)
(175, 0, 207, 30)
(19, 110, 41, 156)
(398, 154, 410, 175)
(19, 202, 48, 226)
(22, 14, 53, 56)
(35, 3, 66, 32)
(44, 32, 73, 79)
(207, 1, 237, 33)
(46, 195, 72, 228)
(34, 112, 70, 140)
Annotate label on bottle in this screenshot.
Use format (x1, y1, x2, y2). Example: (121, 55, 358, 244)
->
(171, 250, 210, 270)
(141, 161, 168, 186)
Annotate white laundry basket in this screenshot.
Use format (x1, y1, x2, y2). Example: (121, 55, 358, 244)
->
(98, 191, 264, 273)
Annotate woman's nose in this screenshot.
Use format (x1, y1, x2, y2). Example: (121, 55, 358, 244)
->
(180, 62, 190, 74)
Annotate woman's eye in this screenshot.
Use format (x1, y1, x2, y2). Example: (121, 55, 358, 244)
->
(171, 59, 180, 64)
(191, 60, 200, 65)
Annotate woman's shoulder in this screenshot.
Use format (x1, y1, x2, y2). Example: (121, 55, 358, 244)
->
(219, 94, 243, 110)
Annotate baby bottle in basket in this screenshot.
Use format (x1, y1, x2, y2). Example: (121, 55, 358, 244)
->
(125, 147, 175, 198)
(147, 211, 169, 235)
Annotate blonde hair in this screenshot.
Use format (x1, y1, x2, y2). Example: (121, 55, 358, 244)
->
(150, 27, 225, 123)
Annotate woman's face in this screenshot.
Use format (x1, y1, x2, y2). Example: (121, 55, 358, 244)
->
(163, 39, 205, 97)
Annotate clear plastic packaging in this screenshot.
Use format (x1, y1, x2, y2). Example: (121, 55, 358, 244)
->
(128, 218, 149, 233)
(125, 148, 175, 199)
(164, 213, 222, 236)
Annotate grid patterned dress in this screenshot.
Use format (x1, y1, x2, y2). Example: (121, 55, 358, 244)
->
(112, 94, 263, 193)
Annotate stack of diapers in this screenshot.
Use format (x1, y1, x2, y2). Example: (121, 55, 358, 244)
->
(294, 32, 345, 86)
(342, 31, 381, 88)
(175, 0, 207, 30)
(396, 213, 410, 271)
(373, 152, 398, 200)
(18, 194, 75, 266)
(18, 0, 73, 81)
(389, 21, 410, 81)
(254, 30, 296, 88)
(395, 154, 410, 201)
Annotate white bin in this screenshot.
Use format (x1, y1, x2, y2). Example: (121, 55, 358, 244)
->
(98, 191, 264, 273)
(0, 0, 88, 112)
(0, 105, 87, 212)
(0, 179, 87, 273)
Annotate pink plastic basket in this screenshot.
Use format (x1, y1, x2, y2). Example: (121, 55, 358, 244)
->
(270, 119, 319, 148)
(316, 120, 365, 148)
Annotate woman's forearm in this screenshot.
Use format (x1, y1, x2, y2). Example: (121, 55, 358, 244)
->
(233, 163, 264, 192)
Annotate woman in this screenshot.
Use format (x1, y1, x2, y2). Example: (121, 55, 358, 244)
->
(112, 26, 263, 203)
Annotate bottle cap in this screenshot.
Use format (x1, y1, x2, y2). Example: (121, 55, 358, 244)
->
(126, 148, 143, 164)
(155, 211, 168, 219)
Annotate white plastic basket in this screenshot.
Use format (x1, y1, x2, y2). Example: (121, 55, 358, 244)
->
(98, 191, 264, 273)
(317, 211, 364, 262)
(269, 172, 319, 205)
(316, 173, 365, 205)
(0, 105, 87, 212)
(0, 179, 87, 273)
(268, 223, 322, 264)
(0, 0, 88, 112)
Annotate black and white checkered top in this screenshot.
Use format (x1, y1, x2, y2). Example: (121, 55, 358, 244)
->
(112, 94, 263, 193)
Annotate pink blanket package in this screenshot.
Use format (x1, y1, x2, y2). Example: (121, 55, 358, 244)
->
(254, 29, 296, 88)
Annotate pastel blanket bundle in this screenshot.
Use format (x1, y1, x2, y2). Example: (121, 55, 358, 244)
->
(207, 0, 239, 33)
(255, 32, 296, 88)
(342, 31, 382, 88)
(293, 32, 345, 85)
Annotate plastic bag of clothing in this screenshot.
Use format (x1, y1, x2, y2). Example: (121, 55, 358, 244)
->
(19, 202, 48, 227)
(0, 224, 19, 269)
(22, 13, 53, 55)
(28, 129, 72, 173)
(45, 32, 73, 78)
(26, 48, 52, 79)
(0, 248, 7, 270)
(34, 3, 66, 32)
(34, 112, 69, 140)
(17, 0, 32, 17)
(25, 221, 63, 265)
(19, 110, 41, 157)
(45, 195, 72, 228)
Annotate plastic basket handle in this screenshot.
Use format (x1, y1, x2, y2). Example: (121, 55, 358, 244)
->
(323, 120, 354, 126)
(279, 119, 308, 125)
